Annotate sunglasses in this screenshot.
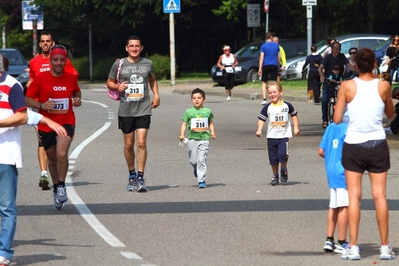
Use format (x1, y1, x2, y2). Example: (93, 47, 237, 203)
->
(50, 44, 67, 52)
(349, 52, 357, 55)
(394, 39, 399, 42)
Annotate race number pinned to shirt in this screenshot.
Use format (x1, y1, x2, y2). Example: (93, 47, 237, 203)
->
(190, 117, 209, 132)
(270, 112, 288, 127)
(125, 84, 144, 101)
(48, 98, 69, 114)
(225, 66, 234, 73)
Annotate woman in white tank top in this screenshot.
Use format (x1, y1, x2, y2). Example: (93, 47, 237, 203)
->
(216, 45, 238, 101)
(333, 48, 395, 260)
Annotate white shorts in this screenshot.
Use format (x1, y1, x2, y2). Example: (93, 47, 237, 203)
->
(329, 188, 349, 208)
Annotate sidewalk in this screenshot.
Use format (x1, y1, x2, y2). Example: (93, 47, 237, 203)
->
(78, 80, 308, 102)
(165, 80, 308, 102)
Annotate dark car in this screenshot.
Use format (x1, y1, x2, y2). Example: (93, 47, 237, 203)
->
(0, 48, 28, 90)
(210, 39, 307, 85)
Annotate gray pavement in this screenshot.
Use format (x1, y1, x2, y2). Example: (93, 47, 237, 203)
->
(12, 82, 399, 266)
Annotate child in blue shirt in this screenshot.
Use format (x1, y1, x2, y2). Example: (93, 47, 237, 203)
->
(318, 121, 348, 254)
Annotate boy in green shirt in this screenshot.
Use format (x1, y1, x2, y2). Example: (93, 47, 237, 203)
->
(179, 88, 216, 188)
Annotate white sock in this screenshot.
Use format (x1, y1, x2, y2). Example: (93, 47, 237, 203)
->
(41, 170, 48, 177)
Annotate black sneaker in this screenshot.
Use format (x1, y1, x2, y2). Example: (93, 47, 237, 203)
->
(270, 174, 279, 186)
(280, 169, 288, 182)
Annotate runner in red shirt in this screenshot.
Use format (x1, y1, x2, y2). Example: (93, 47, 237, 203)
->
(25, 45, 82, 209)
(26, 31, 79, 191)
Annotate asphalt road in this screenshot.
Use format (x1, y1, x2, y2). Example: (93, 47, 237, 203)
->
(12, 84, 399, 266)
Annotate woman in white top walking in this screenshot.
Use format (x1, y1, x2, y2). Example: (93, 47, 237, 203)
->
(217, 45, 238, 101)
(334, 47, 395, 261)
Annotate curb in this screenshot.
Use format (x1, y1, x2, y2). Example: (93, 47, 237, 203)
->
(78, 82, 308, 102)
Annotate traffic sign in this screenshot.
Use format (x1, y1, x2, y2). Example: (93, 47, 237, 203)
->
(164, 0, 180, 13)
(247, 4, 260, 28)
(302, 0, 317, 6)
(264, 0, 269, 13)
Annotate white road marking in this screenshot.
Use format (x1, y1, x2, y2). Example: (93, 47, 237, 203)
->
(65, 100, 145, 262)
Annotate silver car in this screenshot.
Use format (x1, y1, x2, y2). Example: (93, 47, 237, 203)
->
(285, 33, 390, 80)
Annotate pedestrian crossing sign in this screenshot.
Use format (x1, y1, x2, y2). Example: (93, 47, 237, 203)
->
(163, 0, 180, 13)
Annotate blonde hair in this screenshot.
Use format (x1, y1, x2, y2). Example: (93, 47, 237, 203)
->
(267, 81, 282, 92)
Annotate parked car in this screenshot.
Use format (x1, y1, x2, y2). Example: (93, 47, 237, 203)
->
(285, 34, 390, 80)
(0, 48, 28, 90)
(210, 39, 307, 85)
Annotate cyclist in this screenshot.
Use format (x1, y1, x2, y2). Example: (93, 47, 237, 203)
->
(319, 42, 356, 128)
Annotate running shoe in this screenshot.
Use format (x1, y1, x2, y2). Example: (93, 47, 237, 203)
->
(380, 245, 395, 260)
(280, 169, 288, 183)
(261, 100, 267, 105)
(323, 239, 334, 252)
(341, 245, 361, 260)
(137, 178, 147, 192)
(0, 256, 10, 266)
(56, 185, 68, 203)
(334, 241, 349, 254)
(270, 174, 279, 186)
(39, 175, 50, 190)
(126, 172, 137, 191)
(384, 127, 394, 135)
(198, 181, 207, 188)
(227, 96, 231, 101)
(53, 192, 65, 210)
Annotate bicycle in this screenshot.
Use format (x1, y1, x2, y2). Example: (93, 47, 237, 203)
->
(325, 78, 341, 125)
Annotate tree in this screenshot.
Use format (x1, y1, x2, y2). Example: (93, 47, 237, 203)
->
(2, 0, 399, 73)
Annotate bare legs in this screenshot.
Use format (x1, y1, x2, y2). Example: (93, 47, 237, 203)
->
(45, 136, 72, 185)
(36, 127, 48, 173)
(327, 207, 348, 240)
(123, 129, 148, 172)
(345, 170, 389, 247)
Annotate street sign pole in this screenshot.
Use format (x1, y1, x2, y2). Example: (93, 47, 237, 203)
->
(302, 0, 317, 55)
(32, 19, 37, 56)
(264, 0, 269, 33)
(247, 4, 260, 41)
(307, 6, 312, 56)
(169, 13, 176, 85)
(164, 0, 180, 85)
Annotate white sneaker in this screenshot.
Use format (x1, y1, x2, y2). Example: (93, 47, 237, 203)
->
(56, 185, 68, 203)
(227, 96, 231, 101)
(380, 245, 395, 260)
(341, 245, 361, 260)
(0, 256, 11, 265)
(384, 127, 394, 135)
(261, 100, 267, 105)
